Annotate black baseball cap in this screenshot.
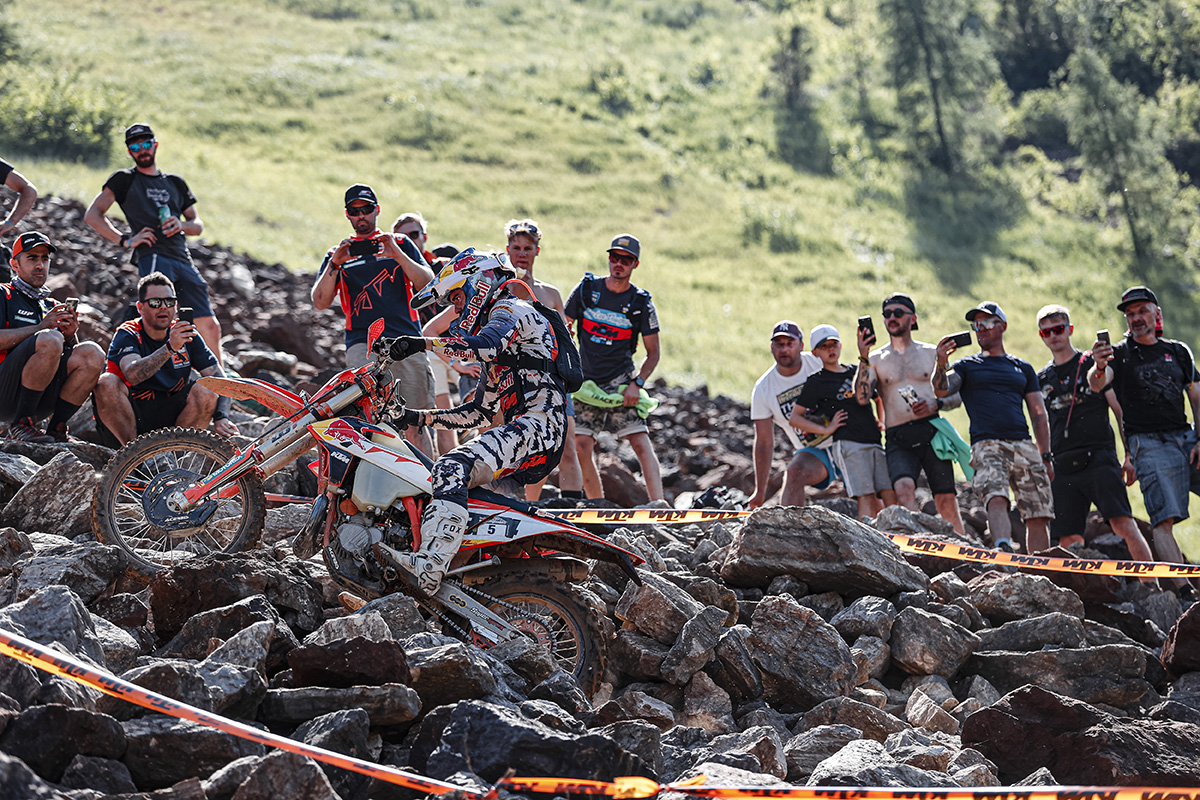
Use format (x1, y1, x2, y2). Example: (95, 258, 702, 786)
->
(11, 231, 56, 259)
(124, 123, 155, 144)
(607, 234, 640, 259)
(1117, 285, 1159, 312)
(344, 184, 378, 208)
(965, 300, 1007, 322)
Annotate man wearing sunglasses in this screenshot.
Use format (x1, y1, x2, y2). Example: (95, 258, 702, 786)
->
(854, 293, 966, 534)
(94, 273, 236, 447)
(1034, 304, 1154, 573)
(565, 234, 663, 501)
(312, 184, 436, 456)
(85, 123, 223, 366)
(934, 301, 1054, 554)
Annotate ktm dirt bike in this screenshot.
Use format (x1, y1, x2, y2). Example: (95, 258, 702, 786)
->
(91, 321, 643, 690)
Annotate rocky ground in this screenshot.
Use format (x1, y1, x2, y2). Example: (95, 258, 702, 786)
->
(0, 199, 1197, 797)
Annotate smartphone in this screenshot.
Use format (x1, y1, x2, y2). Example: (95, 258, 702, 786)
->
(178, 306, 194, 324)
(63, 297, 79, 312)
(858, 315, 876, 346)
(950, 331, 973, 348)
(1096, 329, 1110, 345)
(348, 238, 379, 257)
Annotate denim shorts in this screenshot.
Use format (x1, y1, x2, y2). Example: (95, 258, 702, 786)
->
(1129, 429, 1200, 527)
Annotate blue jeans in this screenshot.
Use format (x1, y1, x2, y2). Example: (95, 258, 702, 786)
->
(1129, 428, 1200, 527)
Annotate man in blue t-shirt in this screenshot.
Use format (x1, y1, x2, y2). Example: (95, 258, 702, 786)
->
(312, 183, 436, 456)
(564, 233, 663, 501)
(933, 301, 1054, 553)
(93, 273, 237, 448)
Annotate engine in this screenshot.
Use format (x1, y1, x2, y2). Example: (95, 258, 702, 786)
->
(325, 507, 414, 595)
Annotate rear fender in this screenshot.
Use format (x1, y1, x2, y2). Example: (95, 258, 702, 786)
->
(460, 555, 590, 585)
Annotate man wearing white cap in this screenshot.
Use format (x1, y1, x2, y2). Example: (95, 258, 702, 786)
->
(789, 324, 895, 519)
(749, 320, 832, 507)
(934, 301, 1054, 553)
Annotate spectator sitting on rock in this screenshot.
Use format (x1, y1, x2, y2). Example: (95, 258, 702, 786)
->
(94, 273, 237, 447)
(749, 320, 833, 507)
(789, 324, 896, 520)
(934, 301, 1054, 554)
(0, 232, 105, 442)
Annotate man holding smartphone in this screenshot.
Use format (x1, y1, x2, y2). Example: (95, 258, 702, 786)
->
(0, 232, 105, 442)
(312, 184, 437, 456)
(934, 301, 1054, 553)
(1089, 286, 1200, 596)
(94, 273, 236, 446)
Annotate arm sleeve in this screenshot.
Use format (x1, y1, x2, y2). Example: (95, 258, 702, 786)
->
(564, 282, 583, 319)
(169, 175, 197, 213)
(102, 171, 134, 205)
(430, 304, 520, 365)
(187, 337, 219, 373)
(1022, 361, 1040, 393)
(0, 159, 12, 184)
(642, 296, 660, 335)
(429, 381, 495, 429)
(749, 380, 772, 420)
(399, 236, 427, 265)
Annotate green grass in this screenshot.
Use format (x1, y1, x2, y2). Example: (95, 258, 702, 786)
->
(9, 0, 1200, 554)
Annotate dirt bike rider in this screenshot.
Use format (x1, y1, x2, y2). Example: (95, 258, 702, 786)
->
(370, 249, 568, 595)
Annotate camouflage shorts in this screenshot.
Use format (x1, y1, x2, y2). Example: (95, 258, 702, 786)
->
(970, 438, 1054, 521)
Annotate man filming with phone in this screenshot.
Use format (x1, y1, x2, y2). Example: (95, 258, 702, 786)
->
(94, 273, 236, 447)
(312, 183, 437, 456)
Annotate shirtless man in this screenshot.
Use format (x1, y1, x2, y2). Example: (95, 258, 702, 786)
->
(505, 218, 584, 500)
(854, 292, 966, 533)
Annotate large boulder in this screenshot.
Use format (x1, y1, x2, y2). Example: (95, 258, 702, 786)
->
(747, 595, 857, 709)
(889, 606, 980, 678)
(967, 571, 1084, 622)
(1161, 601, 1200, 675)
(968, 644, 1150, 708)
(0, 451, 98, 537)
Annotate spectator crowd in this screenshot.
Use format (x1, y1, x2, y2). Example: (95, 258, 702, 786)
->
(3, 122, 1200, 600)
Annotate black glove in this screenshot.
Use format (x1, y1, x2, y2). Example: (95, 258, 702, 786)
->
(388, 336, 427, 361)
(393, 406, 421, 428)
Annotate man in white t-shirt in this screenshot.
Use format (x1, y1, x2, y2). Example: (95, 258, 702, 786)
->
(750, 320, 840, 507)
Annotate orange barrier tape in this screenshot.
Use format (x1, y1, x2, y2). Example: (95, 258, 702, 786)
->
(0, 629, 482, 797)
(499, 775, 1200, 800)
(543, 509, 1200, 579)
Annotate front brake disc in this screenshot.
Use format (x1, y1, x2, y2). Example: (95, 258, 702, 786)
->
(142, 469, 219, 536)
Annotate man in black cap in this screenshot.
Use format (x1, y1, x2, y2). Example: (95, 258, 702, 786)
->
(311, 183, 436, 455)
(854, 292, 967, 533)
(0, 232, 105, 442)
(1089, 285, 1200, 595)
(934, 301, 1054, 553)
(84, 123, 224, 368)
(565, 233, 663, 501)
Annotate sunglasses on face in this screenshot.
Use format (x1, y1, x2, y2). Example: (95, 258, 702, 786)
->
(882, 308, 910, 319)
(609, 254, 635, 266)
(1039, 323, 1069, 338)
(128, 140, 156, 153)
(395, 229, 422, 238)
(971, 318, 1003, 331)
(346, 205, 375, 217)
(141, 296, 178, 308)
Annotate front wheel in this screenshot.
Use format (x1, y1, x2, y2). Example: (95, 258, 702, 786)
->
(477, 574, 610, 695)
(91, 427, 266, 579)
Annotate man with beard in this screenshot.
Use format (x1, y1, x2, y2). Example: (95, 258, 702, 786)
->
(85, 123, 223, 365)
(94, 273, 237, 447)
(1089, 286, 1200, 596)
(312, 183, 436, 455)
(854, 293, 967, 533)
(0, 232, 104, 442)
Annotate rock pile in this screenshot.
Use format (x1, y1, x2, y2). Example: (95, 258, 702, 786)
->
(0, 198, 1197, 796)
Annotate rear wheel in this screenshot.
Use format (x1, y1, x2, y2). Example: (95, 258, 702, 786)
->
(91, 427, 266, 579)
(477, 574, 609, 695)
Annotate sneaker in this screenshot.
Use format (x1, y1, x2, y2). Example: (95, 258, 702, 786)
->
(995, 540, 1018, 554)
(45, 422, 79, 444)
(6, 418, 53, 444)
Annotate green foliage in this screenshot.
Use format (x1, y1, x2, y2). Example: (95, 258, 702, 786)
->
(586, 58, 637, 117)
(0, 71, 124, 162)
(1007, 88, 1071, 153)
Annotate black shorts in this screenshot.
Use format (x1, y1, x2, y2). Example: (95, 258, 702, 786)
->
(0, 335, 70, 423)
(885, 417, 957, 496)
(1049, 448, 1133, 541)
(95, 385, 193, 449)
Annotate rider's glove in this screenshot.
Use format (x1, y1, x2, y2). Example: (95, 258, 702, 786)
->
(394, 406, 422, 428)
(387, 336, 427, 361)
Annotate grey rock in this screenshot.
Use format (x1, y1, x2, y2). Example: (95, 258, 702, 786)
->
(748, 595, 856, 709)
(679, 670, 736, 734)
(889, 606, 980, 678)
(91, 615, 143, 674)
(976, 612, 1087, 652)
(0, 749, 70, 799)
(0, 704, 124, 782)
(97, 660, 213, 721)
(676, 760, 790, 790)
(201, 619, 273, 674)
(806, 738, 957, 787)
(263, 503, 313, 548)
(884, 728, 956, 772)
(795, 590, 844, 621)
(529, 669, 590, 714)
(954, 763, 1002, 786)
(58, 754, 137, 794)
(711, 625, 763, 701)
(0, 451, 98, 537)
(929, 572, 971, 603)
(227, 750, 338, 800)
(851, 635, 890, 682)
(661, 726, 712, 781)
(611, 630, 670, 681)
(288, 633, 409, 689)
(488, 635, 558, 688)
(661, 605, 728, 684)
(0, 585, 106, 668)
(355, 594, 432, 639)
(405, 642, 495, 708)
(1133, 589, 1183, 637)
(0, 527, 34, 575)
(615, 570, 707, 645)
(260, 683, 420, 727)
(721, 506, 928, 595)
(784, 723, 862, 781)
(519, 698, 586, 734)
(709, 725, 787, 779)
(735, 703, 790, 738)
(598, 720, 664, 779)
(797, 696, 908, 742)
(156, 594, 301, 675)
(967, 571, 1084, 622)
(831, 596, 896, 642)
(293, 709, 372, 800)
(905, 689, 959, 734)
(960, 674, 1002, 707)
(1016, 766, 1059, 785)
(2, 542, 124, 605)
(303, 610, 392, 645)
(902, 675, 957, 709)
(593, 690, 677, 730)
(873, 504, 957, 537)
(969, 644, 1150, 707)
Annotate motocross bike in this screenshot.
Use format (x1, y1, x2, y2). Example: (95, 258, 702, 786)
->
(91, 321, 644, 690)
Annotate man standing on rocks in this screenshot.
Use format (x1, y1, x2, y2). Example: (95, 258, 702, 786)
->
(84, 123, 223, 365)
(0, 157, 37, 239)
(565, 234, 663, 502)
(0, 232, 105, 442)
(1035, 303, 1154, 571)
(853, 293, 967, 534)
(749, 320, 831, 507)
(312, 183, 436, 456)
(94, 273, 237, 446)
(934, 301, 1054, 553)
(1089, 286, 1200, 595)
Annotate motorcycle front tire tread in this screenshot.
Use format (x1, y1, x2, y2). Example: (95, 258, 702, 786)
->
(475, 573, 611, 696)
(91, 426, 267, 581)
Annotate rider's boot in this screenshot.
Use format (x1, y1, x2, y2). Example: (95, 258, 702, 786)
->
(376, 499, 466, 596)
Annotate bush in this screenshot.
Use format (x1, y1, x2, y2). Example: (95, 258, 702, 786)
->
(0, 72, 125, 162)
(1008, 88, 1071, 154)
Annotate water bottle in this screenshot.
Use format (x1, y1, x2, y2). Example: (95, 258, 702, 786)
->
(158, 204, 171, 229)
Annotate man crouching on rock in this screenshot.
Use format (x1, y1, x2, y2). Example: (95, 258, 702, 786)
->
(93, 272, 237, 446)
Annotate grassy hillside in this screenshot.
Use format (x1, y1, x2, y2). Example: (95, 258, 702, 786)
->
(5, 0, 1199, 549)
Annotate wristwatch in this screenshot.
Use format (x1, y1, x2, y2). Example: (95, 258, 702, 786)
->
(633, 377, 646, 388)
(1041, 451, 1053, 462)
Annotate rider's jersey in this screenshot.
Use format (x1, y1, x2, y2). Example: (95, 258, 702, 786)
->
(106, 318, 218, 396)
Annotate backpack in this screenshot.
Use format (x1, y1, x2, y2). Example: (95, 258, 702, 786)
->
(579, 272, 651, 354)
(495, 293, 585, 393)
